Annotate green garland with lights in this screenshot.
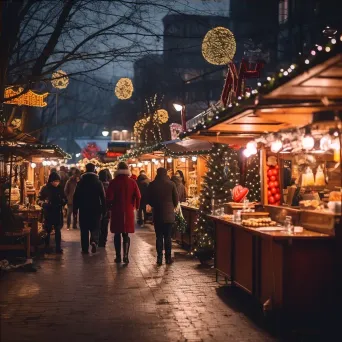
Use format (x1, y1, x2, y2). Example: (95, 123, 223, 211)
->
(193, 144, 240, 262)
(245, 153, 261, 202)
(180, 29, 342, 140)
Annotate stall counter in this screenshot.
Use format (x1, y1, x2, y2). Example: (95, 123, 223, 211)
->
(211, 214, 335, 316)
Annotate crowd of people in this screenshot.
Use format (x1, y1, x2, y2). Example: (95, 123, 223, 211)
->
(37, 162, 187, 265)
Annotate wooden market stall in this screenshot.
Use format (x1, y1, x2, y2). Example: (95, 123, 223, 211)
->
(177, 36, 342, 317)
(0, 131, 70, 256)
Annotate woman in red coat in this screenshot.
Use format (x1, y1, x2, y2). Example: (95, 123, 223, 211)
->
(106, 162, 141, 263)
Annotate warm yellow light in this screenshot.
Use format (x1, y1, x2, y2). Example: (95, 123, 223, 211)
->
(115, 78, 133, 100)
(202, 27, 236, 65)
(173, 103, 183, 112)
(51, 70, 69, 89)
(4, 87, 48, 107)
(153, 109, 169, 124)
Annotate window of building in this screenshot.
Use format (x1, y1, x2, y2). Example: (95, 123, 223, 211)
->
(279, 0, 289, 24)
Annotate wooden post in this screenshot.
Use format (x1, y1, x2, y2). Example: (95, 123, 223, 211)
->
(260, 147, 268, 206)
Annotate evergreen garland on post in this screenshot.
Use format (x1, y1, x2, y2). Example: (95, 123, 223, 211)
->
(245, 153, 261, 202)
(193, 144, 240, 262)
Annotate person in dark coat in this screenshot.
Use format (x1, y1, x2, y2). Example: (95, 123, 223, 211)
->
(137, 170, 150, 225)
(64, 169, 81, 230)
(147, 168, 179, 265)
(171, 174, 186, 202)
(98, 169, 110, 247)
(37, 172, 67, 253)
(73, 163, 106, 254)
(106, 162, 141, 264)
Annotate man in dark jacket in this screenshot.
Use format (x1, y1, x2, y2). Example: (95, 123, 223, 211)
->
(64, 169, 80, 230)
(73, 163, 105, 254)
(147, 168, 179, 265)
(136, 170, 150, 225)
(37, 172, 67, 253)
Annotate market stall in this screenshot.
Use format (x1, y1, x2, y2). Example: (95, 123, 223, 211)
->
(0, 130, 70, 255)
(177, 33, 342, 317)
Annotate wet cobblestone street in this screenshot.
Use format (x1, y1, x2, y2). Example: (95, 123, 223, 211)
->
(0, 225, 297, 341)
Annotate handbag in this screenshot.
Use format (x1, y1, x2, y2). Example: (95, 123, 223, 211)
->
(175, 204, 187, 233)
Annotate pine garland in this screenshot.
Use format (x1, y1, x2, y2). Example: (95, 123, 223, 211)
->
(245, 153, 261, 202)
(193, 144, 240, 261)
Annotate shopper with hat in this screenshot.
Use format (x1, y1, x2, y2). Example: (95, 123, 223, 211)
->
(73, 163, 106, 254)
(37, 172, 67, 254)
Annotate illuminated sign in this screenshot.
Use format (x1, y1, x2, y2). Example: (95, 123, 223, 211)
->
(5, 87, 49, 107)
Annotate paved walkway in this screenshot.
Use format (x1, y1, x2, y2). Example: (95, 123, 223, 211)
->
(1, 225, 280, 342)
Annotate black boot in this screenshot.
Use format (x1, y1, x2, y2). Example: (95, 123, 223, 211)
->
(114, 234, 121, 263)
(156, 255, 162, 266)
(123, 236, 130, 264)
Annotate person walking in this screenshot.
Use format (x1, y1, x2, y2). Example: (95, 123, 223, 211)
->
(37, 172, 67, 254)
(136, 170, 150, 225)
(106, 162, 141, 264)
(73, 163, 106, 254)
(98, 169, 110, 247)
(171, 173, 186, 202)
(64, 169, 81, 230)
(147, 168, 179, 266)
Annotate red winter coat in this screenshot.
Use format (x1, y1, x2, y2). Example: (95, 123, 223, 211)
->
(106, 170, 141, 234)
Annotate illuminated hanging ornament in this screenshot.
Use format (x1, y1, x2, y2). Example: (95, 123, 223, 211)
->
(51, 70, 69, 89)
(153, 109, 169, 124)
(271, 139, 283, 153)
(115, 78, 133, 100)
(302, 134, 315, 150)
(202, 27, 236, 65)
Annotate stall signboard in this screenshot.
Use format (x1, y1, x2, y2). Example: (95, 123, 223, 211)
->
(5, 87, 49, 107)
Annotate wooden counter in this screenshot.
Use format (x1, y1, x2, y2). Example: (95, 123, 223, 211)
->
(211, 215, 336, 315)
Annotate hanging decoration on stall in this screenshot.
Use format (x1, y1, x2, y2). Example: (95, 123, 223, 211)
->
(244, 153, 261, 202)
(51, 70, 69, 89)
(81, 142, 100, 160)
(202, 27, 236, 65)
(266, 157, 281, 205)
(232, 185, 249, 203)
(193, 144, 240, 262)
(4, 87, 49, 107)
(115, 78, 134, 100)
(170, 123, 183, 140)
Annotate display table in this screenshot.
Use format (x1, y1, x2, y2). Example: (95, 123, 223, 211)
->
(11, 207, 42, 251)
(0, 228, 31, 258)
(211, 214, 336, 315)
(178, 204, 198, 250)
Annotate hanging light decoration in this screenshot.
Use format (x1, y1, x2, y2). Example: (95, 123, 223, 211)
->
(30, 162, 37, 169)
(243, 149, 252, 158)
(181, 157, 186, 162)
(202, 27, 236, 65)
(167, 157, 172, 163)
(320, 134, 331, 151)
(144, 161, 149, 165)
(51, 70, 69, 89)
(271, 139, 283, 153)
(302, 129, 315, 150)
(153, 109, 169, 124)
(192, 156, 198, 162)
(246, 141, 257, 155)
(115, 78, 133, 100)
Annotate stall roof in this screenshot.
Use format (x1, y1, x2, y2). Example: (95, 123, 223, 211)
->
(0, 132, 71, 159)
(119, 139, 213, 160)
(180, 32, 342, 142)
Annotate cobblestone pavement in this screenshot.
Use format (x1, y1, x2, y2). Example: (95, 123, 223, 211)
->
(1, 224, 283, 342)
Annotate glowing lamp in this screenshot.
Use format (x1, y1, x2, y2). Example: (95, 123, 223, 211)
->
(102, 128, 109, 137)
(167, 158, 172, 163)
(243, 149, 252, 158)
(30, 163, 37, 169)
(173, 104, 183, 112)
(246, 141, 257, 155)
(181, 157, 186, 162)
(302, 135, 315, 150)
(271, 140, 283, 153)
(192, 156, 198, 162)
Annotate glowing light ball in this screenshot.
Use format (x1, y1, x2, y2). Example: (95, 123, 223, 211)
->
(51, 70, 69, 89)
(202, 27, 236, 65)
(153, 109, 169, 124)
(115, 78, 133, 100)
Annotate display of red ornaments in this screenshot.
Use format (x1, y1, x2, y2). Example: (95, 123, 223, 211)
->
(266, 162, 281, 206)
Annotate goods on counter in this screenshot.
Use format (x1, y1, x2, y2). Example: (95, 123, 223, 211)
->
(266, 163, 280, 205)
(242, 217, 277, 227)
(329, 191, 341, 202)
(220, 214, 234, 221)
(187, 197, 200, 208)
(299, 199, 321, 211)
(314, 165, 325, 186)
(301, 167, 315, 187)
(232, 185, 249, 203)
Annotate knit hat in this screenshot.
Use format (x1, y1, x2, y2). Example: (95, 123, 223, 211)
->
(48, 172, 61, 183)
